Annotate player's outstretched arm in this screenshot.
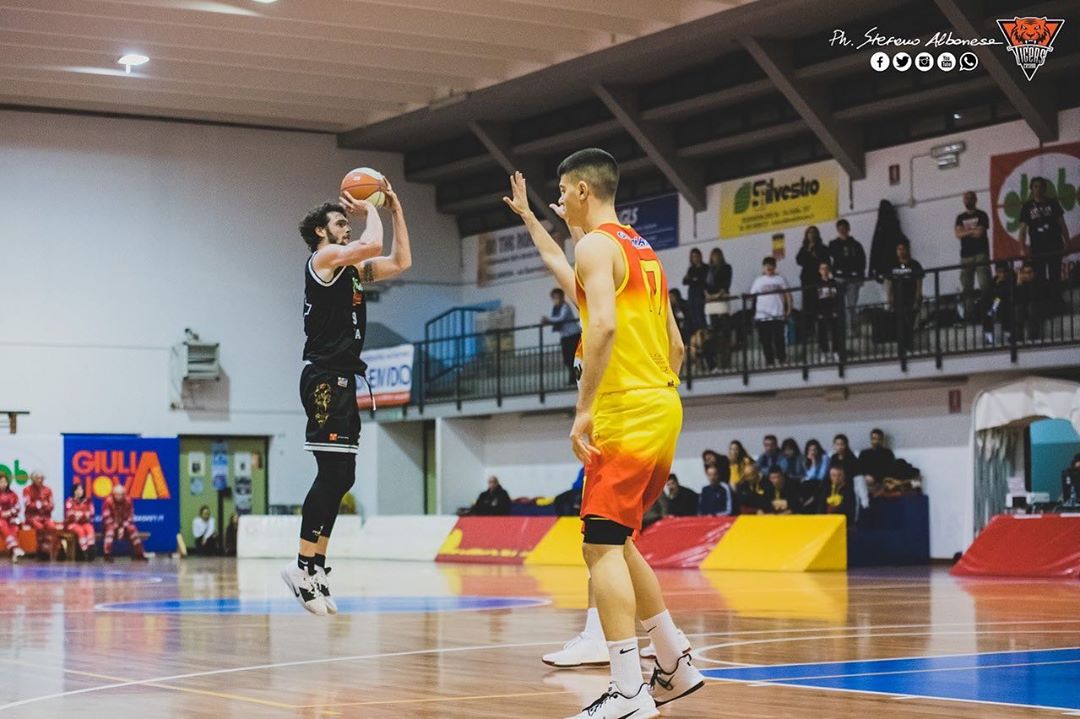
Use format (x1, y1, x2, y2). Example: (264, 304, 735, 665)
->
(312, 198, 383, 274)
(359, 183, 412, 284)
(502, 171, 577, 299)
(666, 303, 685, 375)
(569, 233, 619, 463)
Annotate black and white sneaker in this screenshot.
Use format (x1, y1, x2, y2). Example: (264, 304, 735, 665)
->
(649, 651, 705, 706)
(316, 565, 337, 614)
(564, 682, 658, 719)
(280, 564, 328, 616)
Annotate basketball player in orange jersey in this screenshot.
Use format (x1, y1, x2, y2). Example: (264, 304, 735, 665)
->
(504, 174, 687, 671)
(505, 150, 702, 718)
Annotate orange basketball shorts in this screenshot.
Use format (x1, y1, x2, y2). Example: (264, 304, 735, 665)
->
(580, 386, 682, 531)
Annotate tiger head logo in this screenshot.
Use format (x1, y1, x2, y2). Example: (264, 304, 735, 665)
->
(997, 17, 1064, 81)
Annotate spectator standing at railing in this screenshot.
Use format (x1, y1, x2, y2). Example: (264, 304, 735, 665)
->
(828, 219, 866, 332)
(1013, 260, 1046, 341)
(699, 460, 736, 516)
(669, 288, 690, 343)
(797, 225, 830, 326)
(0, 471, 24, 562)
(542, 287, 582, 386)
(749, 257, 791, 366)
(1018, 177, 1069, 290)
(815, 261, 844, 360)
(980, 261, 1015, 345)
(955, 191, 991, 322)
(683, 248, 709, 332)
(704, 248, 733, 370)
(885, 240, 924, 354)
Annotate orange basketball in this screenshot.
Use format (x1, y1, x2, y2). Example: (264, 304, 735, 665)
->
(340, 167, 387, 207)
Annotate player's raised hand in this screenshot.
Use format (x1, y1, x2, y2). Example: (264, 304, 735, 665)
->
(339, 193, 372, 218)
(502, 171, 532, 217)
(570, 411, 600, 464)
(382, 180, 403, 214)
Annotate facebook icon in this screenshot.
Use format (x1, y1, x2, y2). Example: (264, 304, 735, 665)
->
(871, 52, 890, 72)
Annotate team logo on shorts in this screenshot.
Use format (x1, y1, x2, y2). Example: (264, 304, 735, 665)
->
(996, 17, 1064, 80)
(337, 376, 348, 387)
(313, 383, 331, 427)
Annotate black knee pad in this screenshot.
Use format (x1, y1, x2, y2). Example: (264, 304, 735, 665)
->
(301, 452, 357, 541)
(582, 517, 633, 545)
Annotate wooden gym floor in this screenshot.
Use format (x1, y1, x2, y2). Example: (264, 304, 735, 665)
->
(1, 559, 1078, 717)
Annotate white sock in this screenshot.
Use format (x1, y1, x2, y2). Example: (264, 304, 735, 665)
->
(642, 610, 685, 669)
(607, 638, 643, 696)
(583, 608, 604, 640)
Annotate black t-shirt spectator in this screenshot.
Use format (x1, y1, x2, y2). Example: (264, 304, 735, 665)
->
(828, 237, 866, 280)
(472, 486, 511, 516)
(736, 478, 776, 513)
(705, 263, 732, 295)
(1021, 198, 1065, 250)
(859, 447, 895, 480)
(955, 209, 990, 258)
(797, 242, 831, 284)
(663, 487, 699, 517)
(816, 479, 857, 523)
(888, 259, 924, 308)
(817, 279, 841, 317)
(831, 451, 860, 481)
(684, 264, 709, 304)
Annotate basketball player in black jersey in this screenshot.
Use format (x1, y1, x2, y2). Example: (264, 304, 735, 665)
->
(282, 183, 412, 615)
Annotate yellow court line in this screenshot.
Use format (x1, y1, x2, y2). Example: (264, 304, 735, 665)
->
(301, 689, 576, 709)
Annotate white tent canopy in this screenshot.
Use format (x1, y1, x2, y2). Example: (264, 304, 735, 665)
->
(973, 377, 1080, 434)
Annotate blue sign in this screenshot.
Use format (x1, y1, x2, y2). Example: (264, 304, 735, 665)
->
(617, 193, 679, 250)
(64, 435, 180, 553)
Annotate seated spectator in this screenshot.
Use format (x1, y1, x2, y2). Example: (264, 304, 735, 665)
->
(858, 428, 895, 490)
(192, 505, 218, 556)
(832, 434, 868, 509)
(464, 476, 512, 516)
(757, 434, 782, 475)
(702, 449, 722, 472)
(817, 463, 857, 524)
(1063, 453, 1080, 506)
(767, 467, 799, 514)
(554, 468, 584, 516)
(23, 471, 57, 559)
(699, 459, 736, 516)
(0, 471, 24, 562)
(779, 438, 807, 483)
(728, 441, 750, 486)
(736, 463, 775, 514)
(1013, 261, 1046, 341)
(102, 484, 146, 562)
(980, 261, 1015, 345)
(800, 439, 829, 513)
(643, 495, 665, 530)
(64, 483, 95, 560)
(660, 475, 699, 517)
(750, 257, 792, 366)
(542, 287, 581, 386)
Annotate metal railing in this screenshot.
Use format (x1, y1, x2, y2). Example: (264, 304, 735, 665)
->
(413, 254, 1080, 410)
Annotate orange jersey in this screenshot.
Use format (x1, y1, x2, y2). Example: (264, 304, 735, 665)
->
(575, 222, 679, 397)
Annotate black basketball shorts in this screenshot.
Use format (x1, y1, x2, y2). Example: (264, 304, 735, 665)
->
(300, 364, 360, 454)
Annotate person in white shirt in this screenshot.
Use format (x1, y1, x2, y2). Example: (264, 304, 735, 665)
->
(749, 257, 792, 366)
(192, 505, 217, 556)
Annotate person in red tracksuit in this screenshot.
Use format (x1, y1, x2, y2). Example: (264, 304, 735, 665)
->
(64, 483, 96, 560)
(102, 484, 146, 561)
(23, 471, 57, 557)
(0, 471, 25, 562)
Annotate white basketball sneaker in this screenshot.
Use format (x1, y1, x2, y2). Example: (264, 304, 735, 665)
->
(649, 651, 705, 706)
(543, 632, 610, 668)
(280, 564, 328, 616)
(640, 629, 689, 660)
(316, 566, 338, 615)
(565, 682, 659, 719)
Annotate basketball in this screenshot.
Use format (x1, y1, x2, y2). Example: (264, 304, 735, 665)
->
(340, 167, 387, 208)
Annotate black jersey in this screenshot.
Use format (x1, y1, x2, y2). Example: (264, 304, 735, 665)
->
(302, 254, 367, 374)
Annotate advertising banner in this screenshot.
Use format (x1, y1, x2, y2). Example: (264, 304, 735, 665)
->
(64, 435, 180, 553)
(617, 193, 679, 250)
(476, 222, 562, 287)
(720, 160, 838, 239)
(360, 343, 415, 408)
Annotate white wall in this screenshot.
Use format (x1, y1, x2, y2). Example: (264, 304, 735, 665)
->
(452, 373, 1015, 559)
(459, 108, 1080, 322)
(435, 416, 486, 514)
(0, 109, 460, 506)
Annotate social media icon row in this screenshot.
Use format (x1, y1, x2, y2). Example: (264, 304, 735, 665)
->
(870, 51, 979, 72)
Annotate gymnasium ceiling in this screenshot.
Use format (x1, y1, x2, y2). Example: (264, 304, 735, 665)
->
(0, 0, 749, 131)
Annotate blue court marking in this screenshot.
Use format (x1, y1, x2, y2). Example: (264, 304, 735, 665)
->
(0, 566, 167, 583)
(96, 595, 549, 615)
(703, 647, 1080, 712)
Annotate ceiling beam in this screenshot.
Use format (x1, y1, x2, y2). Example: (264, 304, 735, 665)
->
(593, 83, 707, 211)
(741, 36, 865, 179)
(933, 0, 1057, 142)
(468, 121, 565, 232)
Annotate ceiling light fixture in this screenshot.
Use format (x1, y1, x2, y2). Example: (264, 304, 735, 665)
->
(117, 53, 149, 74)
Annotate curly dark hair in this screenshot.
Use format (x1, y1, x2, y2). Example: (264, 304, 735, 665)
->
(299, 202, 346, 251)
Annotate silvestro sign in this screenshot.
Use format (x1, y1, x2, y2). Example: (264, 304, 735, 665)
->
(720, 160, 838, 239)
